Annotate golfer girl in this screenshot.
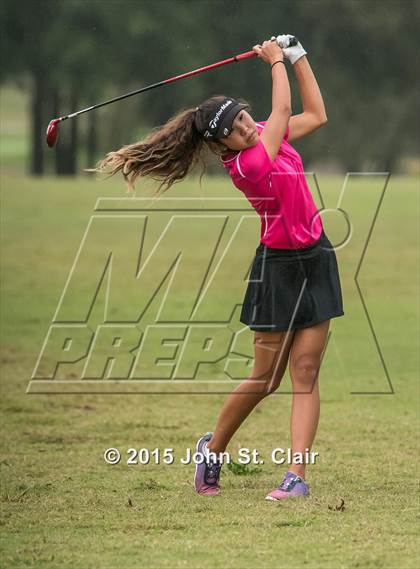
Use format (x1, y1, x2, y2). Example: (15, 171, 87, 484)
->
(95, 36, 344, 500)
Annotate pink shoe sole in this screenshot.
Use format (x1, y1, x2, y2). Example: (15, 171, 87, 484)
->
(265, 489, 309, 501)
(197, 486, 221, 496)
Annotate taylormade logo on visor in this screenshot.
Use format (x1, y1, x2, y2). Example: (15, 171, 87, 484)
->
(208, 99, 233, 129)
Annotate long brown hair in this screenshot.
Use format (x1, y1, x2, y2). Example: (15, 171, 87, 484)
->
(90, 95, 249, 196)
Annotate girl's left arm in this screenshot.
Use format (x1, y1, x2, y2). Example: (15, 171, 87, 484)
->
(288, 56, 328, 142)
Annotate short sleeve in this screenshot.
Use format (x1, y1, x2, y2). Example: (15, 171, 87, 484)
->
(234, 139, 275, 184)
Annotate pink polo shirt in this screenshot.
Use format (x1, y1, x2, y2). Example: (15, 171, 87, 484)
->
(221, 121, 323, 249)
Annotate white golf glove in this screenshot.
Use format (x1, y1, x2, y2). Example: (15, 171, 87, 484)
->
(271, 34, 307, 65)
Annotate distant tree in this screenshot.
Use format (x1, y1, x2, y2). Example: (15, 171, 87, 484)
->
(1, 0, 418, 176)
(1, 0, 55, 174)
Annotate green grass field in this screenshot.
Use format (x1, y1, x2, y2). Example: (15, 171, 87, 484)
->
(1, 171, 419, 568)
(1, 84, 419, 567)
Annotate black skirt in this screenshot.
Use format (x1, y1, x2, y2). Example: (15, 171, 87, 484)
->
(240, 229, 344, 332)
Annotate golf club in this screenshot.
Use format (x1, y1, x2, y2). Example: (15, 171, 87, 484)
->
(46, 36, 297, 147)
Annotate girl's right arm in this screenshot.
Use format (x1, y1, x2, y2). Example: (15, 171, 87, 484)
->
(253, 40, 292, 160)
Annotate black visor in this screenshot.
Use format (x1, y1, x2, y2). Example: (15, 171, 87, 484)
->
(199, 98, 249, 140)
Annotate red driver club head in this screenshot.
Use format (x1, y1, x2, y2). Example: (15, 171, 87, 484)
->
(46, 119, 61, 147)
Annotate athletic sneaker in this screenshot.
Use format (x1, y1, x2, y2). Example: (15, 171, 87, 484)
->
(194, 432, 222, 496)
(265, 471, 310, 501)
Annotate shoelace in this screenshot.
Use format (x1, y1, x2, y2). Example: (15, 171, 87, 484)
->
(278, 475, 302, 492)
(204, 459, 222, 485)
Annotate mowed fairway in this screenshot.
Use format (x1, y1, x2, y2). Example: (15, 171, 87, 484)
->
(1, 169, 419, 568)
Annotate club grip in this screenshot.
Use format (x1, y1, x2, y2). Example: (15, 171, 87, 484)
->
(235, 50, 257, 61)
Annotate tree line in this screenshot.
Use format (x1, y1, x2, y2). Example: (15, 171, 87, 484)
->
(1, 0, 418, 176)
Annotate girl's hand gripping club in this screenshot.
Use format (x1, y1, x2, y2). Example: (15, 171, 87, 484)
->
(271, 34, 307, 64)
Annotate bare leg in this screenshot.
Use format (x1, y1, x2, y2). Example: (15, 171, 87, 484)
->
(287, 320, 330, 478)
(208, 329, 295, 454)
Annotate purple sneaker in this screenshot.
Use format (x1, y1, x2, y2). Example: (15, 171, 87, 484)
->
(265, 471, 310, 501)
(194, 432, 222, 496)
